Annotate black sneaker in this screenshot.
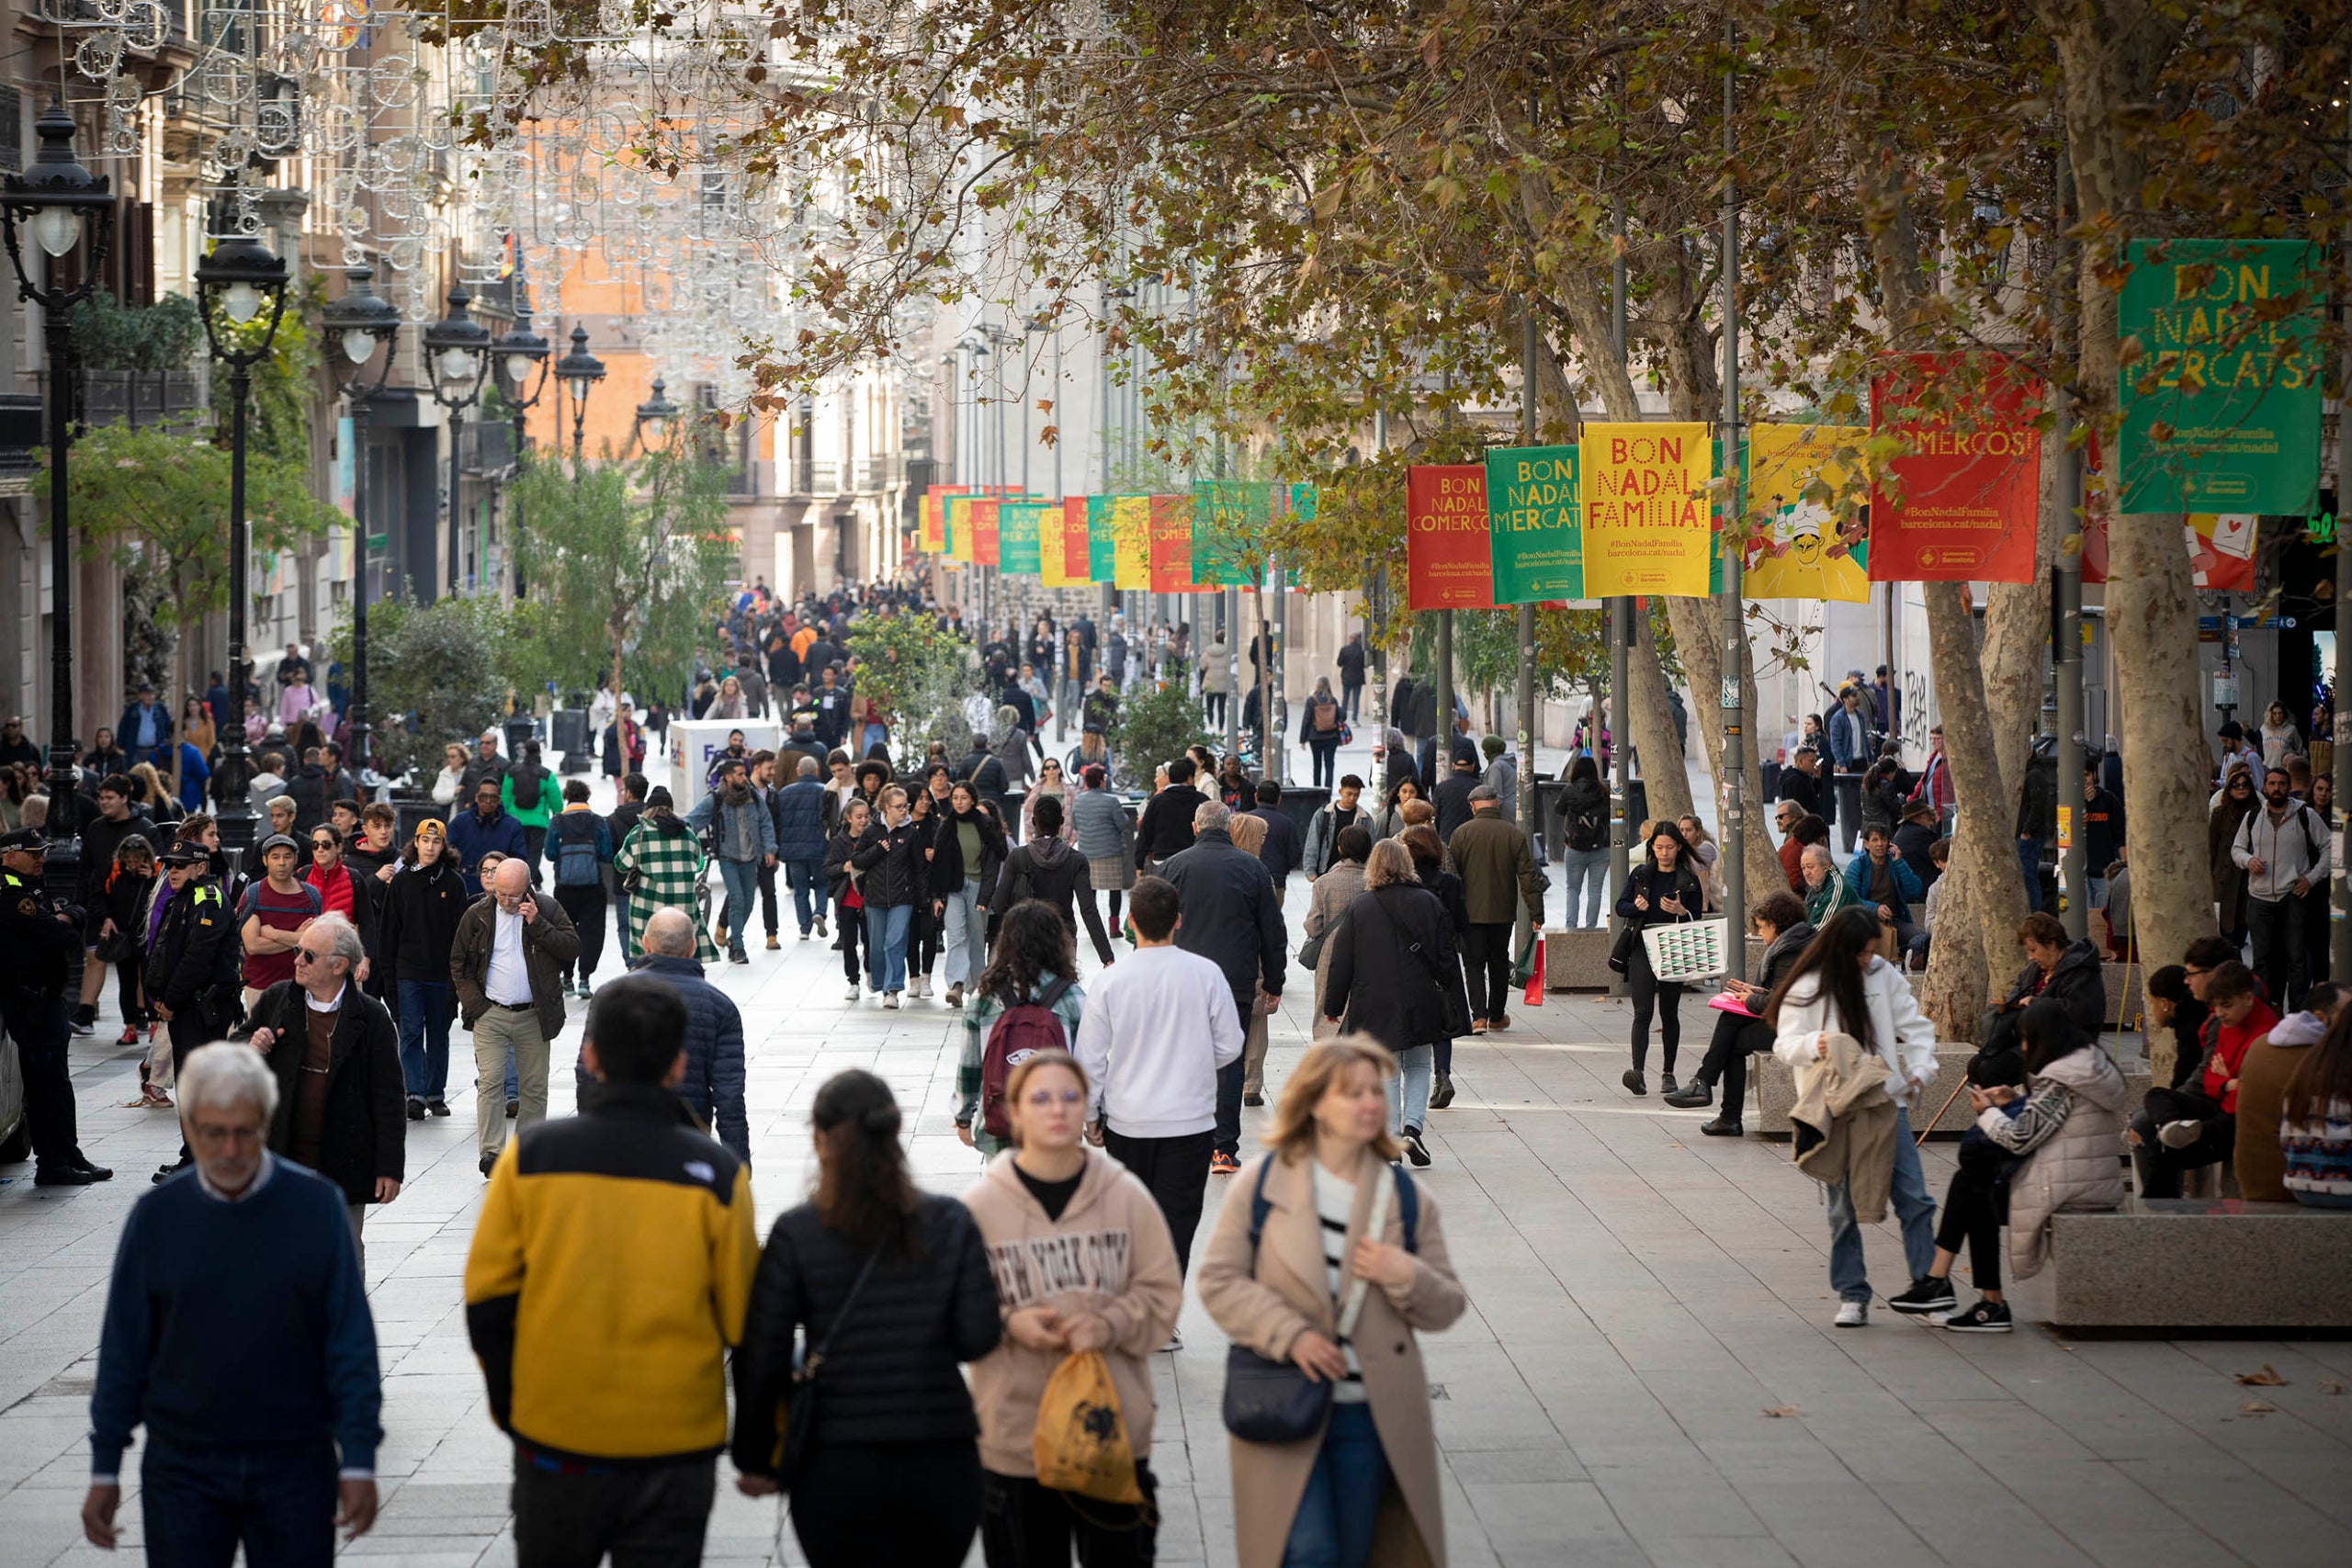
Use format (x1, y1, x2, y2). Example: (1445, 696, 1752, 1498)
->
(1662, 1079, 1713, 1109)
(1660, 1074, 1680, 1097)
(1402, 1129, 1431, 1168)
(1888, 1276, 1959, 1316)
(406, 1096, 426, 1122)
(1622, 1068, 1646, 1096)
(1942, 1300, 2014, 1334)
(1430, 1074, 1456, 1110)
(426, 1099, 451, 1117)
(505, 1099, 520, 1120)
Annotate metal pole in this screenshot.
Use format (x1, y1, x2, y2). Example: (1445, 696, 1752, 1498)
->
(40, 295, 76, 887)
(2054, 145, 2088, 942)
(447, 407, 465, 596)
(1226, 585, 1242, 758)
(220, 361, 257, 848)
(349, 395, 373, 777)
(1518, 300, 1540, 843)
(1271, 550, 1287, 785)
(1718, 26, 1747, 982)
(1434, 610, 1454, 778)
(1372, 408, 1390, 804)
(2337, 88, 2352, 979)
(1608, 194, 1633, 980)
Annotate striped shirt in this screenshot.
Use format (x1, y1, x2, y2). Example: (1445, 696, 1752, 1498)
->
(1312, 1164, 1368, 1403)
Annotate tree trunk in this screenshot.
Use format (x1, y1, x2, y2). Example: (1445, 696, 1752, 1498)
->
(1663, 595, 1781, 906)
(1626, 607, 1693, 827)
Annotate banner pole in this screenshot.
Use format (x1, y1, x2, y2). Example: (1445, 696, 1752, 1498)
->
(1607, 188, 1632, 998)
(1719, 24, 1748, 984)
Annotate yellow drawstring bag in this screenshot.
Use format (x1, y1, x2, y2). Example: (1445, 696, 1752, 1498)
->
(1032, 1350, 1144, 1505)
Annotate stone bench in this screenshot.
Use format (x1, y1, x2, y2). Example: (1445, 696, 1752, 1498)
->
(1544, 927, 1764, 992)
(2047, 1199, 2352, 1332)
(1750, 1046, 2150, 1139)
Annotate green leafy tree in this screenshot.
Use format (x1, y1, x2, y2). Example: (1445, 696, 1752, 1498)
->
(1111, 660, 1213, 781)
(508, 441, 734, 711)
(327, 591, 515, 785)
(845, 610, 986, 767)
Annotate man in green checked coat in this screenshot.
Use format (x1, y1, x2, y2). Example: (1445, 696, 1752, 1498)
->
(612, 786, 720, 964)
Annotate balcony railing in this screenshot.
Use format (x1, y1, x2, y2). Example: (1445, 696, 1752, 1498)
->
(40, 368, 207, 433)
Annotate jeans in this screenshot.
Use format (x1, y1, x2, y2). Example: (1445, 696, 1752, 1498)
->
(614, 892, 634, 963)
(1385, 1043, 1434, 1135)
(1341, 679, 1363, 719)
(141, 1437, 336, 1568)
(1307, 737, 1340, 789)
(1826, 1108, 1939, 1303)
(1102, 1128, 1215, 1278)
(982, 1462, 1159, 1568)
(2248, 895, 2305, 1011)
(1462, 921, 1514, 1022)
(1560, 847, 1610, 927)
(757, 858, 779, 935)
(396, 978, 454, 1100)
(718, 858, 761, 954)
(2086, 874, 2108, 910)
(942, 883, 986, 988)
(1204, 691, 1227, 727)
(864, 721, 888, 754)
(1834, 774, 1864, 853)
(1282, 1403, 1391, 1568)
(865, 902, 912, 992)
(2016, 837, 2046, 911)
(512, 1449, 715, 1568)
(785, 857, 825, 935)
(474, 1005, 549, 1160)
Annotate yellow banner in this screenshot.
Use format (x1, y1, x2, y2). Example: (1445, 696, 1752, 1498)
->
(1113, 495, 1150, 589)
(1743, 423, 1871, 602)
(946, 494, 977, 563)
(920, 492, 944, 554)
(1039, 501, 1074, 586)
(1580, 423, 1713, 596)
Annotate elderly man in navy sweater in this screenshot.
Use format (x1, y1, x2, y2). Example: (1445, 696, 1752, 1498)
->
(85, 1042, 382, 1562)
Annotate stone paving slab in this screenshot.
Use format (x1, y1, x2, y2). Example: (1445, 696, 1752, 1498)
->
(5, 760, 2349, 1567)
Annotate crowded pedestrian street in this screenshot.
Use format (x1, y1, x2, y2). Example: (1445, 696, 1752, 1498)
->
(3, 739, 2349, 1568)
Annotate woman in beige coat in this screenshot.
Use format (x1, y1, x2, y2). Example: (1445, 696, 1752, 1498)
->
(1304, 826, 1373, 1042)
(1196, 1038, 1467, 1568)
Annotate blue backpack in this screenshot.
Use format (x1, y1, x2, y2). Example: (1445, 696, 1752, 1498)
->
(552, 814, 604, 888)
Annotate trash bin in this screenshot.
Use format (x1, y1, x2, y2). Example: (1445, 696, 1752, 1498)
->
(550, 708, 588, 759)
(504, 716, 537, 759)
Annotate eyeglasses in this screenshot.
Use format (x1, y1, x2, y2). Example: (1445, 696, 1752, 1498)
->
(1023, 1089, 1085, 1108)
(311, 839, 335, 850)
(294, 948, 333, 964)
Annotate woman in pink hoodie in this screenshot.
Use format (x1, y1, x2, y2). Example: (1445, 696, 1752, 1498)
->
(961, 1049, 1181, 1566)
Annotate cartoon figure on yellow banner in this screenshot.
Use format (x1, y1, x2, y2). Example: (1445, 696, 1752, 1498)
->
(1742, 423, 1871, 602)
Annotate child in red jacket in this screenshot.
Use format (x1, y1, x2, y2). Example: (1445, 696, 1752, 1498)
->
(2131, 960, 2276, 1197)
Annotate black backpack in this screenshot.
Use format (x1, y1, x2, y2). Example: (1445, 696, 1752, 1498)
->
(1566, 793, 1607, 852)
(510, 764, 547, 811)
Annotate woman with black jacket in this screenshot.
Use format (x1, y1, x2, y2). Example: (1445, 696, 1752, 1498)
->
(1323, 838, 1456, 1168)
(732, 1070, 1001, 1567)
(1617, 820, 1708, 1097)
(825, 796, 874, 1001)
(989, 794, 1114, 966)
(379, 821, 469, 1118)
(1664, 891, 1815, 1134)
(849, 786, 928, 1005)
(1400, 823, 1474, 1111)
(930, 782, 1008, 1009)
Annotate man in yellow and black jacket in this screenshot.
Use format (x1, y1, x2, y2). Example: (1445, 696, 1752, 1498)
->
(463, 974, 759, 1561)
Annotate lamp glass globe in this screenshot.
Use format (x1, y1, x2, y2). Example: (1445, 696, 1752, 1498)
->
(31, 208, 80, 258)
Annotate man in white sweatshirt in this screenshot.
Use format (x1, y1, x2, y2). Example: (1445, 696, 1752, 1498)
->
(2233, 766, 2331, 1010)
(1077, 875, 1243, 1280)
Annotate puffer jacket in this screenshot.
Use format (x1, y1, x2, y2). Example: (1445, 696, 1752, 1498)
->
(583, 953, 749, 1161)
(1979, 1044, 2127, 1280)
(2002, 937, 2106, 1043)
(770, 778, 831, 862)
(849, 817, 928, 908)
(730, 1196, 1001, 1470)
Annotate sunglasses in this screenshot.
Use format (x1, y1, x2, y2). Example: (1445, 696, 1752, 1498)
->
(294, 948, 333, 964)
(1023, 1089, 1085, 1108)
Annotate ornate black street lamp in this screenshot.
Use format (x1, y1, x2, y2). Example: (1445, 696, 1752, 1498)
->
(422, 278, 491, 595)
(635, 375, 679, 452)
(321, 265, 400, 780)
(1, 102, 113, 893)
(553, 323, 605, 469)
(194, 195, 291, 854)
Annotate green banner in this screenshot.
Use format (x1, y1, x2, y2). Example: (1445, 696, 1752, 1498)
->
(1290, 482, 1317, 523)
(2119, 239, 2323, 514)
(1188, 481, 1267, 587)
(1484, 446, 1583, 603)
(1000, 500, 1046, 574)
(1086, 496, 1118, 581)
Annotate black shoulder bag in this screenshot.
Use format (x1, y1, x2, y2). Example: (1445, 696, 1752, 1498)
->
(775, 1250, 880, 1488)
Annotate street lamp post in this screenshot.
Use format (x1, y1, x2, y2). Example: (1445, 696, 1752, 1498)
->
(491, 265, 551, 577)
(2, 102, 113, 894)
(194, 199, 291, 854)
(634, 375, 679, 453)
(321, 265, 400, 780)
(553, 323, 605, 471)
(422, 279, 491, 596)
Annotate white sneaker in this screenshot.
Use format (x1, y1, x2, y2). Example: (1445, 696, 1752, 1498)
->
(2156, 1118, 2204, 1149)
(1159, 1329, 1182, 1353)
(1834, 1301, 1869, 1328)
(910, 976, 927, 999)
(843, 984, 861, 1002)
(884, 992, 900, 1009)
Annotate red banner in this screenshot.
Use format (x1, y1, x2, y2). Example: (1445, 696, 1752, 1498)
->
(1061, 497, 1091, 581)
(1868, 354, 2041, 584)
(1406, 464, 1495, 611)
(1148, 494, 1209, 592)
(970, 500, 1001, 568)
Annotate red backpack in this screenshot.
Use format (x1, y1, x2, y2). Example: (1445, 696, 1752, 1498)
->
(979, 976, 1077, 1137)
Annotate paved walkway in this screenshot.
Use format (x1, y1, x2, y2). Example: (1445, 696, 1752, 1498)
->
(4, 765, 2348, 1567)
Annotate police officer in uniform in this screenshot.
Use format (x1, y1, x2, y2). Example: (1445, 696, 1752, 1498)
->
(0, 828, 112, 1185)
(143, 841, 244, 1181)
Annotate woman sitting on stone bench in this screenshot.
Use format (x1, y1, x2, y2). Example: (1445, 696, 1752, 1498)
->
(1889, 998, 2128, 1333)
(2280, 998, 2352, 1209)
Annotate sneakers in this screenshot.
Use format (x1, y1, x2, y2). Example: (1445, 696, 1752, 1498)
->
(729, 950, 750, 965)
(910, 976, 930, 999)
(1159, 1329, 1182, 1353)
(1210, 1151, 1241, 1176)
(1403, 1129, 1431, 1168)
(117, 1025, 141, 1046)
(884, 991, 900, 1009)
(1659, 1074, 1679, 1097)
(1623, 1068, 1647, 1096)
(69, 1008, 95, 1037)
(1833, 1301, 1869, 1328)
(406, 1096, 426, 1122)
(1887, 1276, 1959, 1316)
(1662, 1078, 1714, 1109)
(505, 1099, 520, 1120)
(765, 934, 781, 951)
(816, 916, 829, 938)
(1698, 1116, 1744, 1136)
(427, 1099, 451, 1117)
(844, 984, 862, 1001)
(1942, 1299, 2014, 1334)
(139, 1083, 173, 1109)
(2157, 1119, 2204, 1149)
(1430, 1073, 1456, 1110)
(799, 928, 813, 942)
(1470, 1019, 1489, 1035)
(944, 983, 965, 1009)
